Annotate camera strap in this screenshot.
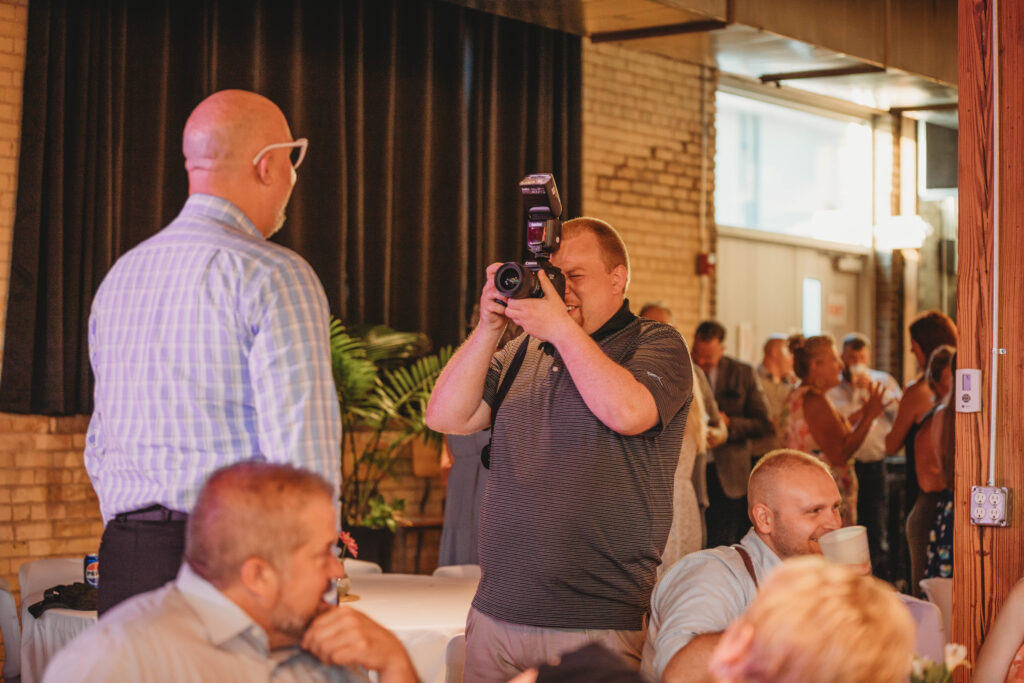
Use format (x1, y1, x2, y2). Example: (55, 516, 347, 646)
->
(481, 335, 531, 469)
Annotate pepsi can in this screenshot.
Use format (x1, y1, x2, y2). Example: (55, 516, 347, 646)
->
(84, 553, 99, 588)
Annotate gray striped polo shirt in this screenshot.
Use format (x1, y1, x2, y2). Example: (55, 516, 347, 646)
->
(474, 303, 693, 630)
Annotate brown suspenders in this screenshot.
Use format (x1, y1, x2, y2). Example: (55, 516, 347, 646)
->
(732, 544, 759, 589)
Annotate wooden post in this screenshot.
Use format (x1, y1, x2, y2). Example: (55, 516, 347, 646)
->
(955, 0, 1024, 677)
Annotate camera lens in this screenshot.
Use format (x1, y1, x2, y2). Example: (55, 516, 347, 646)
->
(498, 266, 521, 291)
(494, 262, 536, 299)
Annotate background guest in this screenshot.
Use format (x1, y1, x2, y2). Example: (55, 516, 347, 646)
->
(784, 335, 886, 526)
(438, 316, 522, 567)
(753, 334, 796, 456)
(691, 320, 773, 547)
(708, 556, 915, 683)
(911, 346, 956, 586)
(827, 332, 902, 578)
(884, 310, 957, 593)
(640, 303, 725, 563)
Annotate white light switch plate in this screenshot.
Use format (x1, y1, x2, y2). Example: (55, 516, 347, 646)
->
(956, 369, 982, 413)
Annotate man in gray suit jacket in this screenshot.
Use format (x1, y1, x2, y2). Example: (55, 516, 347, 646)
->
(691, 321, 773, 547)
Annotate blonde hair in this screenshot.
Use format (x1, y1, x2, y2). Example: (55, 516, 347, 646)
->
(788, 334, 835, 382)
(711, 556, 915, 683)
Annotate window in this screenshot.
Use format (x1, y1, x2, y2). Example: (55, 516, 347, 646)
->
(802, 278, 822, 335)
(715, 91, 873, 246)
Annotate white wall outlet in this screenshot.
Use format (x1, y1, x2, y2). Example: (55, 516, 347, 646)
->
(956, 369, 982, 413)
(970, 485, 1011, 527)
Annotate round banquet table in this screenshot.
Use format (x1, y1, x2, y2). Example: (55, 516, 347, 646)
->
(345, 573, 478, 683)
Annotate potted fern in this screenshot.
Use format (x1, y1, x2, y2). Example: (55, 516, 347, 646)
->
(330, 318, 452, 569)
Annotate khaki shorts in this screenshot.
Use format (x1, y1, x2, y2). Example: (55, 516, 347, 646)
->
(462, 606, 646, 683)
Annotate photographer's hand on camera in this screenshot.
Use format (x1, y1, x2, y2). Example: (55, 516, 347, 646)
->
(424, 263, 513, 436)
(503, 265, 576, 345)
(479, 262, 511, 334)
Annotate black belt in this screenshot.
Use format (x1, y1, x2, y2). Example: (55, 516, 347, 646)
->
(114, 504, 188, 522)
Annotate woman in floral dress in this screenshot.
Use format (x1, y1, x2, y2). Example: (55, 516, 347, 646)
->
(783, 335, 887, 526)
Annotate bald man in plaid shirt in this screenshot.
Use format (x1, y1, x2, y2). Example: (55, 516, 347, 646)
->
(86, 90, 340, 615)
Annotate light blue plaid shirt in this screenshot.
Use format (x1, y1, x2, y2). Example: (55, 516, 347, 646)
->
(85, 194, 341, 522)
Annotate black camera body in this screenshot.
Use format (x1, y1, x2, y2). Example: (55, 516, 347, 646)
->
(494, 173, 566, 300)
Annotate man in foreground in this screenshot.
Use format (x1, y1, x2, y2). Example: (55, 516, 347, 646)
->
(708, 556, 914, 683)
(427, 218, 693, 681)
(86, 89, 340, 613)
(644, 449, 842, 682)
(45, 463, 416, 683)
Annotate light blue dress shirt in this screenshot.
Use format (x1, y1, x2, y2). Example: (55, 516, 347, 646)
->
(85, 194, 341, 522)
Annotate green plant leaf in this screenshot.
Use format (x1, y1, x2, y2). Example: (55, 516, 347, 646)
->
(332, 320, 452, 529)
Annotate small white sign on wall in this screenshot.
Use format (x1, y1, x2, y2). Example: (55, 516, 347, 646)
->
(826, 292, 848, 327)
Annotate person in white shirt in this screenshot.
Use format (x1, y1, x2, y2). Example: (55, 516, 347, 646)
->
(643, 449, 842, 683)
(45, 463, 417, 683)
(827, 332, 901, 579)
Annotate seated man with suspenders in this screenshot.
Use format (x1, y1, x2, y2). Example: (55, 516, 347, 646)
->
(643, 449, 843, 683)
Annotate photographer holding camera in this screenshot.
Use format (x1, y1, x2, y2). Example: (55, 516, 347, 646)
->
(426, 177, 693, 682)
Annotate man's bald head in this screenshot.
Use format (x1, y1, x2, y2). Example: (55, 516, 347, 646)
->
(183, 90, 291, 174)
(747, 449, 842, 558)
(185, 461, 334, 589)
(748, 449, 833, 511)
(640, 303, 673, 325)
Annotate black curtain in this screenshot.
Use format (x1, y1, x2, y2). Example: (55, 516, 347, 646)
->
(0, 0, 581, 415)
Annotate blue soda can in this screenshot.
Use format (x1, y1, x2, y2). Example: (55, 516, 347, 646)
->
(84, 553, 99, 588)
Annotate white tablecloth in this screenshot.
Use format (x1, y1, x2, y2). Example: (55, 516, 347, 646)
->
(346, 573, 478, 683)
(19, 591, 97, 683)
(20, 574, 477, 683)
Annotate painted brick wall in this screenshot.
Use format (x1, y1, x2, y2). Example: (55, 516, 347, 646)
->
(580, 40, 716, 339)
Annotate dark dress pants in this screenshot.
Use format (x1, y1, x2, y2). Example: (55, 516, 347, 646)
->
(854, 459, 889, 579)
(97, 517, 187, 616)
(705, 462, 750, 548)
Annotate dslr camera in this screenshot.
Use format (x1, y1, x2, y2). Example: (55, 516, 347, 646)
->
(494, 173, 566, 300)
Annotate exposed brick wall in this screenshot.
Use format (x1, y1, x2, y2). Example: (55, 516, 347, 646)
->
(0, 413, 100, 671)
(0, 0, 26, 369)
(580, 40, 716, 339)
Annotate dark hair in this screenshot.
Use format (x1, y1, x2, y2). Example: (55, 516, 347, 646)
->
(925, 344, 956, 394)
(789, 334, 835, 381)
(842, 332, 870, 352)
(695, 320, 726, 343)
(909, 310, 957, 360)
